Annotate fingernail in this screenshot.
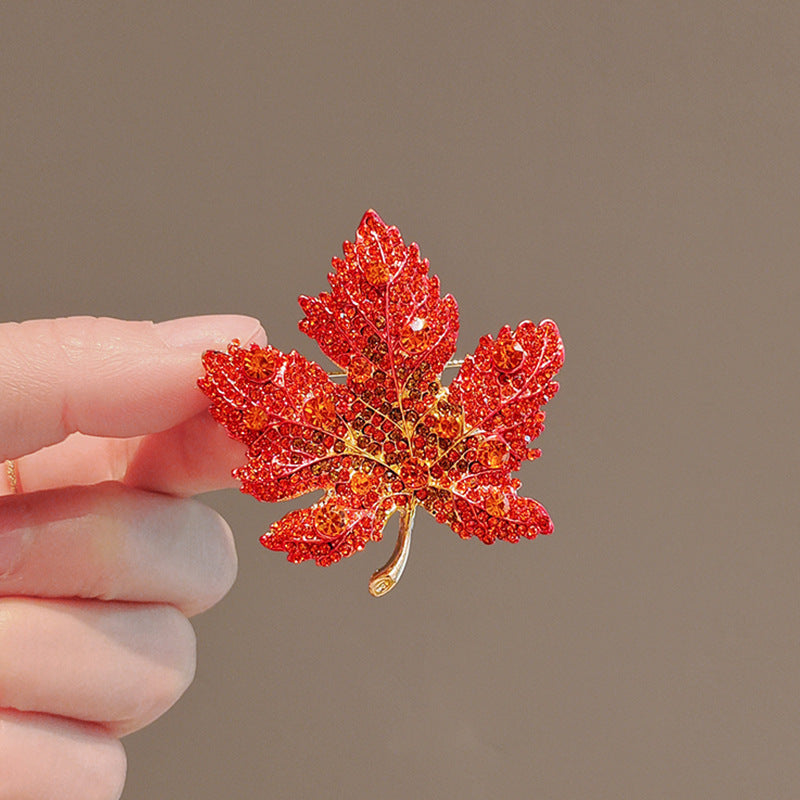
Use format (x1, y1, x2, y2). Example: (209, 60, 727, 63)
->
(154, 315, 266, 350)
(0, 531, 25, 580)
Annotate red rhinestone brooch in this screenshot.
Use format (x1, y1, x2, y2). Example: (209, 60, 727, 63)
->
(198, 211, 564, 596)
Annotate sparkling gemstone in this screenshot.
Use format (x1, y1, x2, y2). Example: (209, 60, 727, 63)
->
(349, 472, 372, 495)
(313, 506, 345, 538)
(485, 488, 510, 518)
(303, 395, 337, 428)
(477, 438, 509, 468)
(242, 348, 279, 382)
(243, 406, 270, 431)
(349, 356, 373, 384)
(400, 318, 430, 354)
(492, 338, 525, 373)
(434, 414, 461, 440)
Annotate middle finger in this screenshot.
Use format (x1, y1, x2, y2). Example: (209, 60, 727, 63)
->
(0, 481, 237, 617)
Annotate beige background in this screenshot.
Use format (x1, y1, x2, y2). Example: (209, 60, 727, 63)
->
(2, 3, 798, 798)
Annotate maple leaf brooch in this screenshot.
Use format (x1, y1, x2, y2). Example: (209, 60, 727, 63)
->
(198, 211, 564, 596)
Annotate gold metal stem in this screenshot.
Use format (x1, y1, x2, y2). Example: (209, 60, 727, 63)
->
(368, 502, 416, 597)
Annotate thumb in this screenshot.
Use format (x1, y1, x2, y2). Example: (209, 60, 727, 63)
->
(0, 315, 266, 461)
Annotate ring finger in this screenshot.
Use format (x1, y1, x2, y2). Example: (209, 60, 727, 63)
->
(0, 598, 196, 736)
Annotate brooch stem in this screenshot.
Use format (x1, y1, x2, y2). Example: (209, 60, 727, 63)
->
(368, 501, 416, 597)
(327, 359, 465, 380)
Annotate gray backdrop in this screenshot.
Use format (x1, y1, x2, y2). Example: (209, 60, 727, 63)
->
(2, 3, 798, 798)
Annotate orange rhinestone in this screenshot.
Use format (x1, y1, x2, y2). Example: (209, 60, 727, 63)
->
(399, 457, 429, 490)
(242, 348, 279, 382)
(400, 318, 431, 354)
(349, 472, 372, 495)
(243, 406, 270, 431)
(434, 414, 461, 440)
(303, 395, 337, 428)
(485, 488, 510, 518)
(476, 438, 509, 468)
(492, 338, 525, 373)
(349, 356, 373, 384)
(363, 259, 391, 286)
(313, 506, 346, 538)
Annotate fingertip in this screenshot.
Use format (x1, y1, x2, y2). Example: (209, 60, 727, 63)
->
(154, 315, 267, 351)
(181, 503, 239, 617)
(107, 606, 197, 737)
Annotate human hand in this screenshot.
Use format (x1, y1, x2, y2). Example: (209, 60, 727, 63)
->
(0, 315, 266, 799)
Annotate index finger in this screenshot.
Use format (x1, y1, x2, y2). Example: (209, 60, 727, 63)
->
(0, 315, 266, 461)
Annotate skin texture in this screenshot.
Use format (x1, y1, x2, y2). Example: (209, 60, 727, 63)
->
(0, 315, 266, 800)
